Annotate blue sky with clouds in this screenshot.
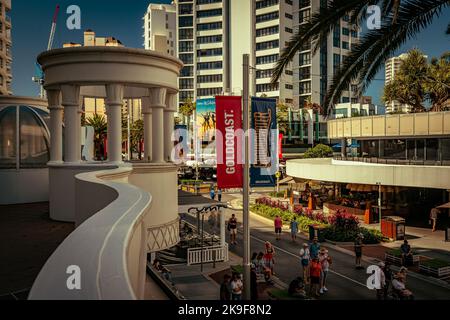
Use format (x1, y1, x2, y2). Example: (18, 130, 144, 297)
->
(10, 0, 450, 105)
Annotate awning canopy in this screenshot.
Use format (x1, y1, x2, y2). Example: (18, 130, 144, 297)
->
(437, 202, 450, 209)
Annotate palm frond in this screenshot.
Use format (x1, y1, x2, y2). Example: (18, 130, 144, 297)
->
(324, 0, 450, 115)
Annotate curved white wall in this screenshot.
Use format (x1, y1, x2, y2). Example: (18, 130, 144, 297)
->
(287, 158, 450, 190)
(29, 168, 151, 300)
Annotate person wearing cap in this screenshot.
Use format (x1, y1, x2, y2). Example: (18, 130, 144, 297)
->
(392, 271, 414, 300)
(300, 243, 311, 285)
(318, 248, 331, 294)
(354, 233, 364, 269)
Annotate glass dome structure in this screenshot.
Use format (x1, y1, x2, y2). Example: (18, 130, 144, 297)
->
(0, 105, 50, 169)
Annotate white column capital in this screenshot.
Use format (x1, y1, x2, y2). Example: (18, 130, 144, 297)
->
(165, 93, 177, 113)
(106, 84, 125, 106)
(47, 90, 62, 110)
(148, 87, 167, 109)
(60, 85, 80, 107)
(141, 97, 153, 115)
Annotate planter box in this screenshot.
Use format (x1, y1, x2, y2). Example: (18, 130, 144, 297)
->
(419, 262, 450, 278)
(385, 252, 420, 266)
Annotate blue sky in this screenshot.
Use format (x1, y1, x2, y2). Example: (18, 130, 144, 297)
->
(10, 0, 450, 105)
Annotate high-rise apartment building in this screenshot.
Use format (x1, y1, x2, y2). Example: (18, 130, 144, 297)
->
(0, 0, 12, 95)
(385, 53, 412, 114)
(143, 3, 177, 57)
(292, 0, 361, 109)
(174, 0, 294, 104)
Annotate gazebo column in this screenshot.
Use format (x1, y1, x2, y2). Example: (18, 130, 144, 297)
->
(61, 85, 81, 163)
(105, 84, 124, 164)
(142, 97, 152, 162)
(164, 93, 177, 162)
(47, 90, 63, 164)
(149, 88, 167, 163)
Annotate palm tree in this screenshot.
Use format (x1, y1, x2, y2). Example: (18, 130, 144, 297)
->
(427, 52, 450, 111)
(85, 114, 107, 160)
(131, 119, 144, 160)
(272, 0, 450, 115)
(383, 49, 428, 112)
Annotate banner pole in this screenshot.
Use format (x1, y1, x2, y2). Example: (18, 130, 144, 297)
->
(242, 54, 251, 300)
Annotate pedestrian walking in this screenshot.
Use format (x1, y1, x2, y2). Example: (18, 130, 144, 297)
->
(299, 243, 311, 284)
(318, 248, 331, 294)
(264, 241, 276, 275)
(230, 273, 243, 300)
(210, 186, 216, 200)
(309, 237, 320, 259)
(354, 233, 364, 269)
(218, 188, 223, 202)
(290, 217, 299, 242)
(309, 257, 322, 298)
(220, 274, 232, 301)
(430, 207, 440, 232)
(228, 214, 238, 245)
(274, 215, 283, 240)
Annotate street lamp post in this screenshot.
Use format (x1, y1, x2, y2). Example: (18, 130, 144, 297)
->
(377, 182, 382, 228)
(242, 54, 251, 300)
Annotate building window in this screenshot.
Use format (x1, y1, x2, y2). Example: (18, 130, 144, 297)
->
(180, 78, 194, 89)
(256, 11, 279, 23)
(299, 52, 311, 65)
(197, 48, 223, 57)
(197, 9, 222, 18)
(299, 9, 311, 24)
(285, 13, 293, 19)
(256, 40, 279, 51)
(179, 53, 194, 64)
(342, 41, 349, 50)
(179, 16, 193, 28)
(285, 69, 293, 75)
(197, 0, 222, 4)
(299, 0, 311, 9)
(179, 41, 194, 52)
(299, 81, 311, 94)
(197, 74, 223, 83)
(298, 66, 311, 80)
(333, 23, 341, 48)
(256, 69, 274, 79)
(179, 28, 193, 40)
(181, 66, 194, 77)
(197, 35, 222, 44)
(256, 0, 279, 10)
(256, 83, 279, 93)
(197, 22, 222, 31)
(197, 61, 223, 70)
(333, 53, 341, 74)
(197, 87, 223, 97)
(342, 27, 349, 36)
(179, 4, 193, 15)
(285, 84, 293, 90)
(256, 25, 279, 37)
(256, 54, 279, 65)
(285, 27, 293, 33)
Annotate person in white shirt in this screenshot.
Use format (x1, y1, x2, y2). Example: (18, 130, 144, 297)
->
(230, 273, 243, 300)
(300, 243, 311, 285)
(392, 273, 414, 300)
(319, 248, 332, 294)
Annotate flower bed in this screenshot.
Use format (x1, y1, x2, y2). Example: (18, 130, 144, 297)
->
(252, 199, 385, 244)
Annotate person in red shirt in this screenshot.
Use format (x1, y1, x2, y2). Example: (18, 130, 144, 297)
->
(274, 215, 283, 240)
(309, 257, 322, 298)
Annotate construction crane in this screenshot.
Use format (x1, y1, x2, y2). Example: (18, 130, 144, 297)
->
(33, 5, 60, 98)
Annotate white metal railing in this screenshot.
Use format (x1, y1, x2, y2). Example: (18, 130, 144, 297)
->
(187, 244, 229, 266)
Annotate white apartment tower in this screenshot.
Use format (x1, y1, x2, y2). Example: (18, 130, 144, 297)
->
(385, 53, 412, 114)
(292, 0, 361, 109)
(143, 3, 177, 57)
(174, 0, 294, 104)
(0, 0, 12, 95)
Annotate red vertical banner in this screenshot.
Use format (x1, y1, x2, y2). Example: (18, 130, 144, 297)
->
(278, 133, 283, 160)
(215, 96, 243, 189)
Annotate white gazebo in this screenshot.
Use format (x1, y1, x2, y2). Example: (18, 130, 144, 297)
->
(28, 46, 184, 300)
(38, 46, 183, 223)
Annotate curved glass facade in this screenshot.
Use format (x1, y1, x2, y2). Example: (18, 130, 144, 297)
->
(0, 105, 50, 169)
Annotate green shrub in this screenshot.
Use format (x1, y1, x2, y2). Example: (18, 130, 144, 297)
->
(269, 191, 286, 198)
(303, 144, 333, 159)
(322, 226, 385, 244)
(420, 259, 450, 269)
